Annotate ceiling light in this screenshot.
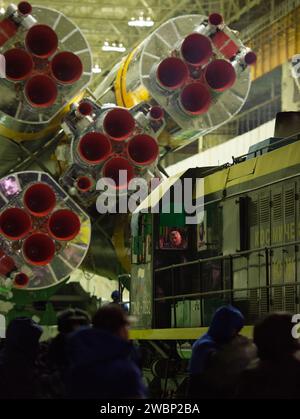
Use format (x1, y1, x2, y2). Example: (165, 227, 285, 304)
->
(102, 42, 126, 53)
(92, 64, 102, 74)
(128, 17, 154, 27)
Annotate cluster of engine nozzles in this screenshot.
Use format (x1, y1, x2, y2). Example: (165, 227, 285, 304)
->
(0, 183, 81, 272)
(3, 3, 83, 108)
(155, 13, 256, 115)
(75, 105, 159, 190)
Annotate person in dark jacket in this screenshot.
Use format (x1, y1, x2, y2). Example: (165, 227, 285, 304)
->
(37, 308, 90, 398)
(189, 305, 256, 398)
(66, 304, 147, 399)
(0, 317, 43, 399)
(237, 312, 300, 399)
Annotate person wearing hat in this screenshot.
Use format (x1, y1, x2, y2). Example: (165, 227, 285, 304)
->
(66, 304, 147, 399)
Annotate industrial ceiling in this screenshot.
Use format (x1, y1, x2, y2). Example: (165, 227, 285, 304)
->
(0, 0, 290, 90)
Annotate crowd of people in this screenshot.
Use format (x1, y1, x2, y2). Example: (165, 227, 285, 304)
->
(0, 300, 300, 399)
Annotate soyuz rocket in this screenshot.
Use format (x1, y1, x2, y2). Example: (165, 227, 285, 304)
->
(0, 2, 256, 312)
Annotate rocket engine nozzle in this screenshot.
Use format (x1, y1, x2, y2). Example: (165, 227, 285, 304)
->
(0, 208, 32, 240)
(156, 57, 189, 90)
(127, 134, 159, 166)
(181, 33, 213, 66)
(244, 51, 257, 66)
(51, 51, 83, 85)
(78, 101, 93, 116)
(24, 183, 56, 217)
(4, 48, 33, 81)
(23, 233, 55, 266)
(103, 108, 135, 141)
(208, 13, 223, 26)
(204, 59, 236, 91)
(76, 176, 94, 192)
(13, 272, 30, 288)
(25, 24, 58, 58)
(149, 106, 164, 121)
(78, 132, 112, 164)
(48, 209, 81, 241)
(103, 157, 135, 190)
(18, 1, 33, 16)
(25, 75, 58, 108)
(180, 82, 211, 115)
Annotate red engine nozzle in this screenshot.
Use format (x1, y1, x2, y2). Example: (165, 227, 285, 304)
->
(78, 132, 112, 165)
(23, 233, 55, 266)
(78, 101, 93, 116)
(13, 272, 30, 288)
(180, 82, 211, 115)
(204, 59, 236, 91)
(48, 209, 81, 241)
(149, 106, 164, 121)
(25, 24, 58, 58)
(76, 176, 93, 193)
(24, 183, 56, 217)
(208, 13, 223, 26)
(0, 207, 32, 241)
(244, 51, 257, 66)
(25, 75, 58, 108)
(4, 48, 33, 81)
(103, 108, 135, 141)
(18, 2, 32, 15)
(156, 57, 189, 90)
(103, 157, 135, 190)
(127, 134, 159, 166)
(181, 33, 213, 67)
(51, 51, 83, 84)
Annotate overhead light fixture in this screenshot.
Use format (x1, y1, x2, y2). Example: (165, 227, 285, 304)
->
(102, 42, 126, 53)
(92, 64, 102, 74)
(128, 16, 154, 27)
(0, 7, 5, 14)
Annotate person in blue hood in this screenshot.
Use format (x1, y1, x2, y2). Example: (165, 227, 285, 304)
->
(0, 317, 43, 399)
(66, 304, 147, 399)
(188, 305, 256, 398)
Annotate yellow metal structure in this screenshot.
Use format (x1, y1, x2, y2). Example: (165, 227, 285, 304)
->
(130, 325, 254, 340)
(250, 6, 300, 80)
(115, 48, 150, 108)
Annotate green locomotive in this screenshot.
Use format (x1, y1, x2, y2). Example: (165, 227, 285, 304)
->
(129, 112, 300, 396)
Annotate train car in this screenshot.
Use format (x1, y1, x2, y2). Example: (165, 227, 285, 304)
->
(129, 112, 300, 397)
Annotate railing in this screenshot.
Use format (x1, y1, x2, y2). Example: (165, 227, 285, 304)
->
(154, 240, 300, 328)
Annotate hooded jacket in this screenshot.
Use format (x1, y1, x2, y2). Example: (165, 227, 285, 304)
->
(189, 305, 245, 376)
(188, 305, 256, 398)
(66, 327, 147, 399)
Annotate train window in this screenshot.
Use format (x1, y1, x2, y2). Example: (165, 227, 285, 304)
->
(157, 226, 188, 250)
